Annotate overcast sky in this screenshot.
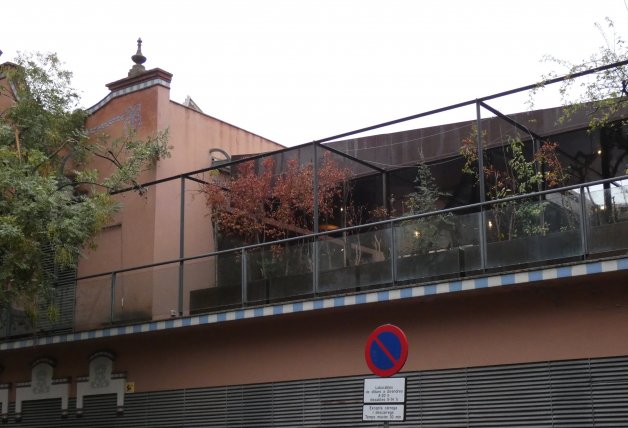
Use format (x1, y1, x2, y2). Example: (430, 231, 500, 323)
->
(2, 0, 628, 146)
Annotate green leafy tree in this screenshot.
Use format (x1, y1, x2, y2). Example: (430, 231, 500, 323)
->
(400, 150, 451, 255)
(540, 17, 628, 216)
(460, 127, 569, 240)
(0, 52, 170, 319)
(542, 17, 628, 131)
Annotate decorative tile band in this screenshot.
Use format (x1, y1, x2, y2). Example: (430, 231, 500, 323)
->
(86, 79, 170, 114)
(1, 257, 626, 351)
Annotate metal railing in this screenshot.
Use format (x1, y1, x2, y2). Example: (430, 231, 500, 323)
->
(66, 176, 628, 331)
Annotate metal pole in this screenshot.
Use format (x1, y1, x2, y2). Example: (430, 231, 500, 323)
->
(579, 186, 589, 258)
(382, 171, 389, 214)
(313, 142, 320, 232)
(178, 177, 185, 315)
(241, 248, 247, 304)
(476, 102, 487, 271)
(312, 142, 320, 294)
(476, 102, 486, 203)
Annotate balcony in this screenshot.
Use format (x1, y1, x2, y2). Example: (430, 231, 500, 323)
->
(2, 175, 625, 342)
(3, 61, 628, 340)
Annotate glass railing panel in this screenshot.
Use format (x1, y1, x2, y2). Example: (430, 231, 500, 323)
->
(183, 176, 214, 259)
(75, 275, 113, 331)
(29, 182, 627, 337)
(317, 223, 392, 293)
(114, 263, 178, 323)
(395, 211, 481, 282)
(0, 282, 76, 338)
(0, 307, 8, 339)
(484, 191, 583, 268)
(586, 182, 628, 254)
(246, 239, 315, 303)
(2, 305, 36, 338)
(187, 252, 243, 314)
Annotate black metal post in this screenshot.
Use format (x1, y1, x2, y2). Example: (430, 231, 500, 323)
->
(476, 102, 487, 271)
(313, 142, 320, 232)
(313, 142, 320, 294)
(579, 186, 589, 258)
(241, 248, 247, 305)
(382, 171, 389, 214)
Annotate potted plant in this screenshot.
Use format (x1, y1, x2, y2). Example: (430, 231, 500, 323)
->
(197, 152, 348, 308)
(459, 128, 577, 268)
(394, 151, 459, 282)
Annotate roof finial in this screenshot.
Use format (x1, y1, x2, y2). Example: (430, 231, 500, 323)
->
(128, 38, 147, 77)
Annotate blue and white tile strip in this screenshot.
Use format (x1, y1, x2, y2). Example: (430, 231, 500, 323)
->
(2, 257, 627, 351)
(86, 79, 171, 114)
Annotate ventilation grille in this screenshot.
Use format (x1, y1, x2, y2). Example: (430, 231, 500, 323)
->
(2, 245, 76, 338)
(5, 356, 628, 427)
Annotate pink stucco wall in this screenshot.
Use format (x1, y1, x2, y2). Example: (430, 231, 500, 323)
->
(77, 72, 283, 327)
(2, 272, 628, 399)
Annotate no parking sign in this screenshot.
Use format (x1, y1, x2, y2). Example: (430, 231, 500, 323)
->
(364, 324, 409, 377)
(363, 324, 409, 423)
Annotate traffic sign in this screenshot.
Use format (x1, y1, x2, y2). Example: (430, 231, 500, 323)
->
(364, 324, 408, 377)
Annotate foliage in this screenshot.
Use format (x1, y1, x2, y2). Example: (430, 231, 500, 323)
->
(338, 200, 392, 267)
(205, 152, 347, 244)
(404, 151, 441, 215)
(536, 17, 628, 214)
(0, 52, 170, 320)
(400, 150, 451, 255)
(203, 151, 348, 276)
(540, 18, 628, 131)
(460, 128, 569, 241)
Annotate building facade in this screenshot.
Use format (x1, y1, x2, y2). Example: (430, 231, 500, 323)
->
(0, 46, 628, 427)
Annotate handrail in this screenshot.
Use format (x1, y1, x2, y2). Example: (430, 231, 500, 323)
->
(77, 174, 628, 281)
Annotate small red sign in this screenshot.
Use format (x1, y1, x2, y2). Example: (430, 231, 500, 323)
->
(365, 324, 409, 377)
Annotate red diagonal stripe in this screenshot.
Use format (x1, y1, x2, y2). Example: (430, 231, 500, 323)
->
(374, 336, 398, 365)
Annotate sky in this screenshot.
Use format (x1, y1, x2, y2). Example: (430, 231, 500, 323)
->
(2, 0, 628, 146)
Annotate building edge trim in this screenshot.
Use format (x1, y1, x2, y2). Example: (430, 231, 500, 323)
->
(86, 78, 171, 114)
(2, 257, 626, 351)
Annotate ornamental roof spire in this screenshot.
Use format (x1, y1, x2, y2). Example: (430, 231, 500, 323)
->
(128, 38, 147, 77)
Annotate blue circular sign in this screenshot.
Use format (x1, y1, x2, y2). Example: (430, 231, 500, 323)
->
(365, 324, 409, 377)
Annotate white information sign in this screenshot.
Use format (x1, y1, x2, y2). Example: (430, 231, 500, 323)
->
(363, 378, 406, 403)
(362, 404, 405, 421)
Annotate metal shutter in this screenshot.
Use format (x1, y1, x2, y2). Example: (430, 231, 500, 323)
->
(7, 356, 628, 427)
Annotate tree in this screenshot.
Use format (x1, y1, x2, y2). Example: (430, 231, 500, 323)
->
(460, 127, 569, 241)
(540, 17, 628, 216)
(203, 152, 348, 277)
(399, 150, 451, 255)
(0, 52, 170, 319)
(205, 152, 348, 245)
(542, 18, 628, 131)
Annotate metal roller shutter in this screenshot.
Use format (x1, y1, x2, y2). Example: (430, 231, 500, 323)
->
(6, 356, 628, 427)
